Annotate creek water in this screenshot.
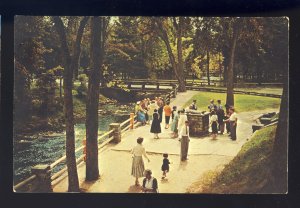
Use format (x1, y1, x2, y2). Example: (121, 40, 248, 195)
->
(13, 103, 135, 184)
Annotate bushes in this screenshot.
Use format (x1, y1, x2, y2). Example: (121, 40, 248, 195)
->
(76, 74, 88, 99)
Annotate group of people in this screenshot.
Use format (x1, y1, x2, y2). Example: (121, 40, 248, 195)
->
(208, 99, 238, 141)
(149, 98, 190, 162)
(135, 97, 166, 127)
(131, 98, 238, 193)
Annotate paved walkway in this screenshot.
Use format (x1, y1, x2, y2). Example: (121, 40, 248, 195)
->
(53, 91, 279, 193)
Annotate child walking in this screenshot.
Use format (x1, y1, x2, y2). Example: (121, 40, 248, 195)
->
(161, 153, 170, 179)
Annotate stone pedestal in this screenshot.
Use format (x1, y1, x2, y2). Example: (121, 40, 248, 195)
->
(31, 164, 52, 192)
(187, 112, 210, 137)
(109, 123, 121, 143)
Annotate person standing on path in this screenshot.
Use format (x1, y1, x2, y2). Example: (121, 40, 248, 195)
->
(208, 99, 216, 112)
(131, 137, 150, 186)
(142, 169, 158, 193)
(150, 109, 161, 139)
(157, 98, 164, 123)
(189, 99, 197, 110)
(216, 99, 223, 110)
(179, 120, 190, 161)
(148, 100, 157, 123)
(135, 101, 141, 115)
(178, 109, 188, 141)
(210, 110, 218, 140)
(163, 102, 172, 129)
(224, 104, 231, 134)
(142, 98, 149, 124)
(227, 107, 238, 140)
(171, 107, 179, 138)
(217, 107, 225, 134)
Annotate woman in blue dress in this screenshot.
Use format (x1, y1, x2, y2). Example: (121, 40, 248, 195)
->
(137, 109, 146, 125)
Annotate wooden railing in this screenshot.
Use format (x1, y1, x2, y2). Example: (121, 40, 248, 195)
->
(14, 114, 137, 192)
(185, 86, 281, 98)
(117, 78, 283, 88)
(164, 84, 178, 104)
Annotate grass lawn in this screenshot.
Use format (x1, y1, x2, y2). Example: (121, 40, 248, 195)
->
(187, 125, 277, 194)
(184, 92, 281, 112)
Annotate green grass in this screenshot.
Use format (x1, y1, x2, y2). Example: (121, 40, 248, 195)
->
(184, 92, 281, 112)
(189, 125, 277, 194)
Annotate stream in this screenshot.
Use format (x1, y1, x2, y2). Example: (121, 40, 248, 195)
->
(13, 103, 135, 184)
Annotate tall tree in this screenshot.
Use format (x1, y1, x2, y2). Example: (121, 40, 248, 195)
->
(269, 74, 288, 193)
(192, 17, 219, 86)
(53, 16, 89, 192)
(153, 17, 186, 92)
(85, 16, 109, 181)
(268, 17, 288, 193)
(226, 19, 240, 106)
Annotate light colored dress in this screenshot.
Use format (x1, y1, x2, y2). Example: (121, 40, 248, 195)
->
(170, 111, 179, 133)
(148, 103, 157, 121)
(178, 113, 188, 131)
(131, 144, 149, 178)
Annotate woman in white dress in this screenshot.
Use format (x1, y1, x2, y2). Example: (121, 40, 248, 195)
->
(177, 109, 188, 140)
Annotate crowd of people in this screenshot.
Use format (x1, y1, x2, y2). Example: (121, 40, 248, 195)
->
(207, 99, 238, 141)
(131, 97, 238, 193)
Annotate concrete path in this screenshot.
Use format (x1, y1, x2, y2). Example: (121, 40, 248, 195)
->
(53, 91, 279, 193)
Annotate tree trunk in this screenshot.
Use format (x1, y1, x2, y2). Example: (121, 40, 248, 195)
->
(59, 77, 62, 98)
(176, 17, 186, 92)
(268, 51, 288, 194)
(219, 53, 222, 82)
(226, 27, 238, 107)
(86, 17, 106, 181)
(72, 17, 89, 80)
(53, 16, 88, 192)
(63, 62, 79, 192)
(207, 50, 210, 86)
(155, 18, 186, 92)
(161, 33, 185, 92)
(222, 49, 229, 87)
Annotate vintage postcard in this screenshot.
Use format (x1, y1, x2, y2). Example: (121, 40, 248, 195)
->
(13, 16, 288, 194)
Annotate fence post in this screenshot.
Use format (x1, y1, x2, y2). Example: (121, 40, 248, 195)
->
(83, 139, 86, 162)
(109, 123, 121, 143)
(31, 164, 52, 192)
(130, 113, 134, 129)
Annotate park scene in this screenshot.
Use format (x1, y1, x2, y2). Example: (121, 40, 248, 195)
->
(13, 16, 288, 193)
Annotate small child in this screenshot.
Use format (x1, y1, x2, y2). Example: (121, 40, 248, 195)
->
(210, 110, 218, 140)
(161, 153, 170, 179)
